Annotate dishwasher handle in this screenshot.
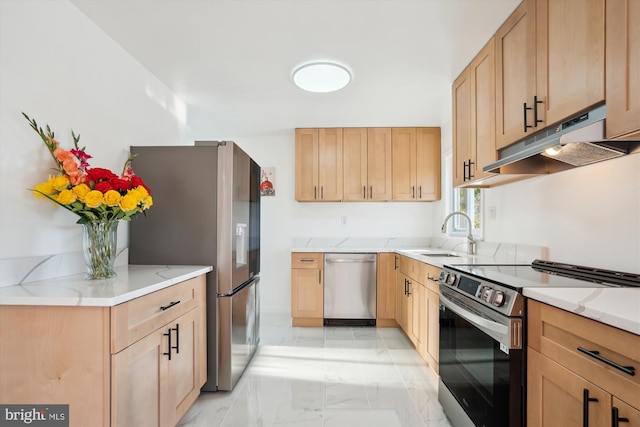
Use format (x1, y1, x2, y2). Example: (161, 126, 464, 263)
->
(325, 258, 376, 263)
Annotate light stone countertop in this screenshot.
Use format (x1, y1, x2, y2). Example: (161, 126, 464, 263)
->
(292, 237, 639, 335)
(0, 264, 212, 307)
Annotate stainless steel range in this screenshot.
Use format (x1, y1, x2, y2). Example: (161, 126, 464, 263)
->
(438, 259, 640, 427)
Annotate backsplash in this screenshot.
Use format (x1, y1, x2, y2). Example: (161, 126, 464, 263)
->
(0, 248, 128, 288)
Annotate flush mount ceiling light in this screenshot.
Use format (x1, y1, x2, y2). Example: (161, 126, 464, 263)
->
(292, 62, 352, 93)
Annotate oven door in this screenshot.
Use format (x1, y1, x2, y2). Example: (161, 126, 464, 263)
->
(438, 287, 523, 427)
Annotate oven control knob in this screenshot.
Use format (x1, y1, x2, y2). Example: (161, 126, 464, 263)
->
(493, 291, 505, 307)
(438, 271, 446, 283)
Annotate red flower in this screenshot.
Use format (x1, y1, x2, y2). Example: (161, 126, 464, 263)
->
(95, 180, 113, 193)
(110, 177, 132, 192)
(86, 167, 117, 183)
(131, 176, 151, 194)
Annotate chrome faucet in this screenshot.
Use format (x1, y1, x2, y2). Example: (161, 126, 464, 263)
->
(441, 211, 477, 255)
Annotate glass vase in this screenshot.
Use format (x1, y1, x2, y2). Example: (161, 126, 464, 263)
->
(82, 220, 118, 280)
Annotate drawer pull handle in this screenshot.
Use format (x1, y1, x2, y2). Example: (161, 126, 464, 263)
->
(298, 259, 316, 263)
(160, 300, 181, 311)
(427, 275, 439, 283)
(577, 347, 635, 376)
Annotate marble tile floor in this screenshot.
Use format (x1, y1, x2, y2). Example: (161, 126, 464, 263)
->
(177, 313, 453, 427)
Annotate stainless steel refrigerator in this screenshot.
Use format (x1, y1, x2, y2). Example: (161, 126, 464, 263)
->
(128, 141, 260, 391)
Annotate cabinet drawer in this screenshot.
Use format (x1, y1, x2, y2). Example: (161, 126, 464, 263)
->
(528, 300, 640, 408)
(423, 263, 441, 293)
(292, 252, 323, 269)
(111, 275, 205, 354)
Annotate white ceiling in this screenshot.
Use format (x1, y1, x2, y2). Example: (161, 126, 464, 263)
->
(70, 0, 520, 139)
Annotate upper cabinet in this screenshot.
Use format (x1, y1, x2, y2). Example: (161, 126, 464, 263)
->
(296, 127, 440, 202)
(392, 127, 441, 201)
(605, 0, 640, 139)
(495, 0, 605, 150)
(343, 128, 393, 201)
(452, 38, 497, 187)
(295, 128, 343, 201)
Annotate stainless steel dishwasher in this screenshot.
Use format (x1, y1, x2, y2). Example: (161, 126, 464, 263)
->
(324, 253, 377, 326)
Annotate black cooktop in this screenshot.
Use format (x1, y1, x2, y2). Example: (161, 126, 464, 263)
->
(445, 259, 640, 290)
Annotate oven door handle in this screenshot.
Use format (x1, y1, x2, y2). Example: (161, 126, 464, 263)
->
(440, 293, 509, 336)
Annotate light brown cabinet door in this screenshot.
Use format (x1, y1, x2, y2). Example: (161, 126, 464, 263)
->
(613, 397, 640, 426)
(470, 39, 496, 182)
(112, 326, 171, 427)
(452, 68, 472, 187)
(606, 0, 640, 139)
(410, 281, 423, 348)
(376, 253, 397, 324)
(415, 128, 441, 200)
(167, 308, 204, 424)
(495, 0, 536, 149)
(343, 128, 368, 201)
(395, 272, 409, 332)
(367, 128, 393, 200)
(291, 268, 323, 319)
(295, 129, 319, 201)
(318, 128, 343, 201)
(528, 348, 610, 427)
(536, 0, 605, 127)
(424, 287, 439, 371)
(391, 128, 417, 200)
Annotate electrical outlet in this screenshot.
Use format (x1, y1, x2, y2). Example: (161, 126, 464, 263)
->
(488, 206, 497, 221)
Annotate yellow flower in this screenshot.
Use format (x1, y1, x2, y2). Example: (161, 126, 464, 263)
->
(84, 190, 104, 208)
(142, 195, 153, 209)
(50, 175, 69, 191)
(33, 180, 56, 198)
(103, 190, 121, 207)
(72, 183, 91, 201)
(56, 189, 77, 205)
(133, 185, 149, 198)
(119, 193, 139, 212)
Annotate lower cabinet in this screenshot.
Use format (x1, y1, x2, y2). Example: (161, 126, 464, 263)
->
(376, 253, 397, 327)
(0, 275, 207, 427)
(395, 255, 441, 373)
(527, 300, 640, 427)
(112, 308, 203, 427)
(291, 252, 324, 327)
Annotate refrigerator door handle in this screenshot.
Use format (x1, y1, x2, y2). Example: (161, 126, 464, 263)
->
(217, 276, 260, 298)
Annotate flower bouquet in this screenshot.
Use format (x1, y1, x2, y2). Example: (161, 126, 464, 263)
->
(24, 113, 153, 279)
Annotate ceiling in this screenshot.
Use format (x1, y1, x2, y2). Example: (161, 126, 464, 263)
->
(70, 0, 520, 139)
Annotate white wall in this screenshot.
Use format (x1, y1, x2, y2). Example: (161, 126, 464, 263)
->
(0, 0, 187, 259)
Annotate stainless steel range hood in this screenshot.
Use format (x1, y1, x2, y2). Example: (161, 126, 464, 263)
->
(483, 104, 639, 177)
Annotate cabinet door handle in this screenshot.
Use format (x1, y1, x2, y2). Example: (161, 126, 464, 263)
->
(523, 102, 533, 132)
(577, 347, 636, 376)
(160, 300, 181, 311)
(163, 328, 173, 360)
(370, 186, 373, 199)
(394, 256, 398, 270)
(533, 96, 544, 127)
(314, 186, 317, 200)
(583, 388, 599, 427)
(411, 186, 415, 199)
(418, 186, 422, 199)
(363, 186, 366, 199)
(468, 160, 475, 180)
(463, 160, 468, 181)
(318, 270, 322, 284)
(612, 407, 630, 426)
(321, 186, 324, 199)
(172, 323, 179, 355)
